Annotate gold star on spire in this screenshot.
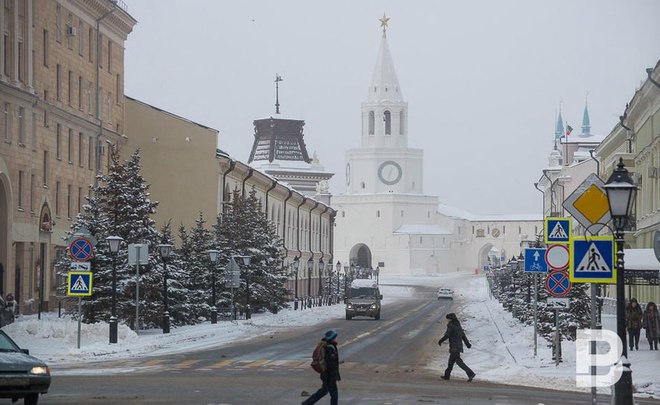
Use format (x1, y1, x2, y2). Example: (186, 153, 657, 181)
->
(379, 13, 390, 36)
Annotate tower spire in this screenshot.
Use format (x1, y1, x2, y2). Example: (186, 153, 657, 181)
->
(379, 13, 390, 37)
(581, 92, 591, 137)
(275, 74, 283, 114)
(554, 103, 565, 140)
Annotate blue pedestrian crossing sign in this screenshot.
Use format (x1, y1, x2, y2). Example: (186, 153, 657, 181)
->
(569, 236, 616, 283)
(524, 248, 548, 273)
(544, 217, 572, 244)
(67, 271, 93, 296)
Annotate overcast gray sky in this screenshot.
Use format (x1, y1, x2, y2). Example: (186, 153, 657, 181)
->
(124, 1, 660, 215)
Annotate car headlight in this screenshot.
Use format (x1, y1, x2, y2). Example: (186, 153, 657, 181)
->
(30, 366, 50, 376)
(370, 304, 377, 309)
(347, 304, 353, 309)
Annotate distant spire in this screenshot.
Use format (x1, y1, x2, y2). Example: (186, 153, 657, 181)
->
(275, 74, 283, 114)
(368, 16, 403, 103)
(581, 94, 591, 137)
(555, 105, 564, 140)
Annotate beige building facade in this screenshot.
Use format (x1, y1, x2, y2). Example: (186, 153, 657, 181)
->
(0, 0, 135, 314)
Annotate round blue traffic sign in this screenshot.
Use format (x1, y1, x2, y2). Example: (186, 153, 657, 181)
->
(69, 238, 94, 262)
(545, 270, 572, 297)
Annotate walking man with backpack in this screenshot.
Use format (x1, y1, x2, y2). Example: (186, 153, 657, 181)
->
(303, 330, 340, 405)
(438, 313, 475, 382)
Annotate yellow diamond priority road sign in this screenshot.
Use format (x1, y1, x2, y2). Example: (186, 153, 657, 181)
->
(562, 173, 611, 234)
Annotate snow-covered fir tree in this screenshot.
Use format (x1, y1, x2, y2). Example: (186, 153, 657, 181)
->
(215, 188, 288, 314)
(177, 213, 213, 322)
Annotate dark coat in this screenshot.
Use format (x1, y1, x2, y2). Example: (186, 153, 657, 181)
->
(626, 303, 643, 330)
(642, 307, 660, 339)
(323, 342, 340, 382)
(438, 319, 471, 353)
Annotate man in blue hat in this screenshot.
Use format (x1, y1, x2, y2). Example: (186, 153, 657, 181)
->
(302, 330, 340, 405)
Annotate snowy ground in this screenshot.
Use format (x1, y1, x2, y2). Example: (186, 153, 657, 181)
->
(2, 272, 658, 400)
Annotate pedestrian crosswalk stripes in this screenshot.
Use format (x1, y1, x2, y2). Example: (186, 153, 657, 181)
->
(173, 359, 201, 369)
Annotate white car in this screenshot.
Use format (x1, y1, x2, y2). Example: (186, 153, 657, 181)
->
(437, 287, 454, 300)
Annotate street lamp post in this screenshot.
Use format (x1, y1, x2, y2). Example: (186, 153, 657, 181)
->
(306, 257, 313, 308)
(343, 265, 349, 303)
(106, 235, 123, 344)
(157, 243, 173, 334)
(603, 158, 637, 405)
(318, 258, 325, 306)
(292, 256, 300, 310)
(325, 262, 333, 305)
(375, 266, 380, 284)
(207, 249, 220, 324)
(234, 255, 252, 319)
(335, 261, 341, 304)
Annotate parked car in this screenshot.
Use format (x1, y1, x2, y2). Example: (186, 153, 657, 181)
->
(0, 330, 50, 405)
(437, 287, 454, 300)
(0, 295, 15, 328)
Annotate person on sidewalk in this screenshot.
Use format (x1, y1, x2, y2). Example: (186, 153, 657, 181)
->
(302, 330, 340, 405)
(642, 301, 660, 350)
(626, 298, 643, 350)
(438, 313, 475, 382)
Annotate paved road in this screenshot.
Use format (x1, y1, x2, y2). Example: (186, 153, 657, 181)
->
(40, 282, 660, 404)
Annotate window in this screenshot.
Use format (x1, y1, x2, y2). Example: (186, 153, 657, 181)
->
(43, 151, 49, 186)
(66, 184, 71, 218)
(106, 92, 112, 123)
(401, 210, 404, 217)
(30, 174, 35, 212)
(3, 103, 9, 142)
(31, 113, 36, 150)
(88, 28, 93, 62)
(78, 76, 82, 109)
(18, 171, 24, 209)
(55, 124, 61, 159)
(107, 40, 112, 72)
(78, 186, 83, 214)
(116, 74, 121, 104)
(78, 21, 84, 56)
(87, 82, 92, 113)
(42, 30, 48, 67)
(376, 210, 380, 218)
(88, 136, 93, 170)
(17, 41, 23, 82)
(55, 181, 60, 216)
(67, 129, 72, 163)
(78, 132, 83, 167)
(400, 111, 405, 135)
(98, 33, 103, 69)
(55, 5, 61, 43)
(384, 110, 391, 135)
(56, 64, 61, 100)
(66, 14, 73, 49)
(68, 70, 73, 105)
(18, 107, 25, 145)
(43, 91, 49, 126)
(368, 111, 374, 135)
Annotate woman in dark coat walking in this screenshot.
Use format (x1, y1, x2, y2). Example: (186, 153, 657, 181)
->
(626, 298, 643, 350)
(642, 301, 660, 350)
(438, 313, 475, 382)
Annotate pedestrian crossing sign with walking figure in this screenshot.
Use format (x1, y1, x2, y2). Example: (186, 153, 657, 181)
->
(544, 217, 572, 244)
(67, 271, 93, 296)
(569, 236, 616, 283)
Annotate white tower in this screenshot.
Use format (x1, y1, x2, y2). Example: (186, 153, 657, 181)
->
(345, 16, 424, 195)
(334, 16, 444, 276)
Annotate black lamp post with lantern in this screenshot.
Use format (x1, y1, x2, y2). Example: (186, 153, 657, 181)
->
(157, 242, 173, 334)
(292, 256, 300, 310)
(207, 249, 219, 324)
(318, 258, 325, 306)
(603, 158, 637, 405)
(106, 235, 123, 344)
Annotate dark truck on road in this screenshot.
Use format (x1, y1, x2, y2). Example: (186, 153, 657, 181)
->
(345, 279, 382, 320)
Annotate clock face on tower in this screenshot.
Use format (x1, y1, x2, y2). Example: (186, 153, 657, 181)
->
(378, 161, 403, 185)
(346, 163, 351, 186)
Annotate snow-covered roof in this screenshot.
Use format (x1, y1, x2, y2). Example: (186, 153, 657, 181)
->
(350, 279, 378, 288)
(254, 113, 303, 121)
(437, 203, 542, 222)
(394, 224, 453, 235)
(624, 248, 660, 271)
(249, 159, 317, 171)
